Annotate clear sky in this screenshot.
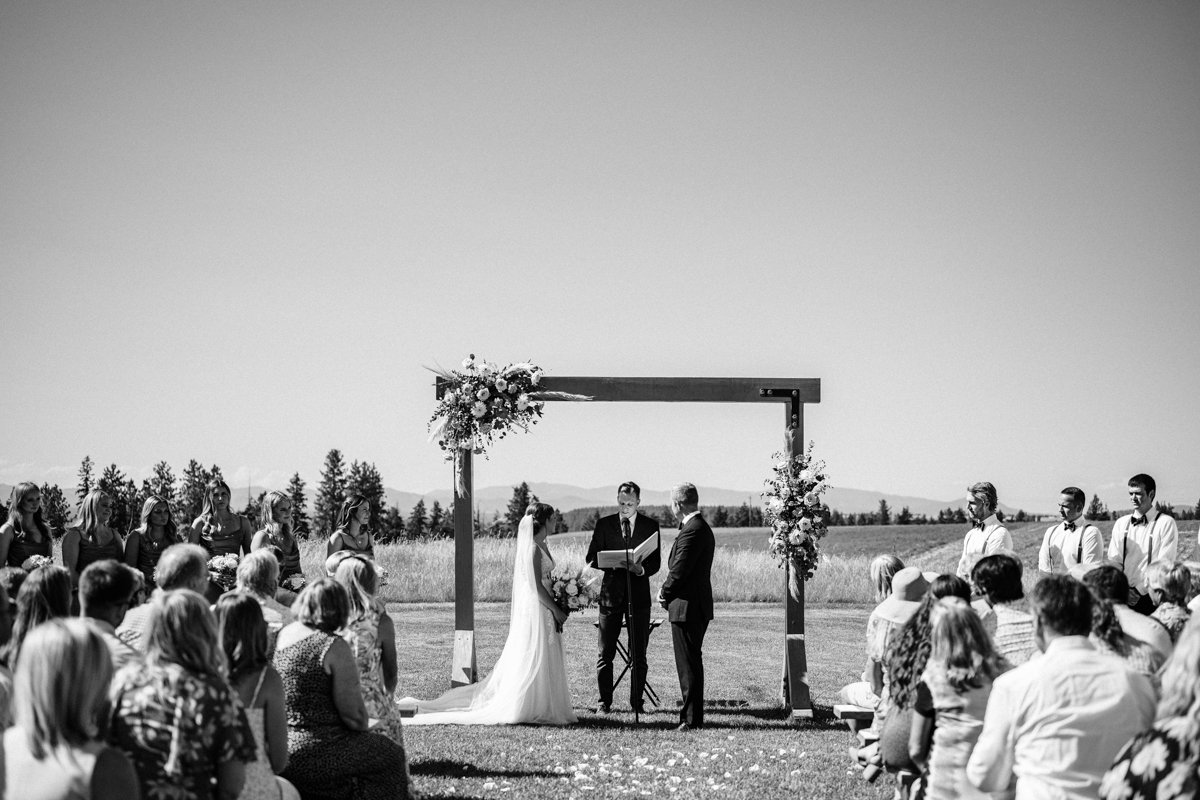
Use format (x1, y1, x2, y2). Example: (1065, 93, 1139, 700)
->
(2, 1, 1198, 513)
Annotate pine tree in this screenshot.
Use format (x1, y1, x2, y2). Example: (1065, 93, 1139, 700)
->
(178, 460, 209, 523)
(75, 455, 94, 504)
(428, 500, 445, 535)
(952, 507, 968, 524)
(242, 491, 267, 525)
(1086, 494, 1109, 521)
(896, 505, 913, 525)
(148, 461, 176, 504)
(312, 449, 347, 540)
(286, 473, 310, 539)
(344, 461, 386, 532)
(406, 499, 427, 540)
(39, 483, 72, 537)
(378, 506, 405, 544)
(503, 482, 532, 536)
(877, 499, 892, 526)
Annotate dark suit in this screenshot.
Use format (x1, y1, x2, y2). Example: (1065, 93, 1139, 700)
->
(586, 512, 662, 709)
(659, 512, 714, 727)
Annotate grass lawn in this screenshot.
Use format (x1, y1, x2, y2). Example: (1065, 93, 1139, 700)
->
(397, 601, 891, 799)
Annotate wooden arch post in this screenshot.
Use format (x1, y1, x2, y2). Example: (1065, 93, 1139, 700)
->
(434, 376, 821, 716)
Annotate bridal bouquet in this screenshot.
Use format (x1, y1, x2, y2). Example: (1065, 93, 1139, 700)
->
(549, 567, 601, 626)
(281, 573, 308, 593)
(207, 555, 240, 591)
(20, 554, 53, 571)
(763, 441, 830, 579)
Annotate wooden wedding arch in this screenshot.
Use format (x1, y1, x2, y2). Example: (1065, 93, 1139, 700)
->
(434, 375, 822, 719)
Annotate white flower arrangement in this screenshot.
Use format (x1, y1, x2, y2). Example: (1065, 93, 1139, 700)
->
(281, 573, 308, 593)
(206, 555, 240, 591)
(549, 567, 601, 622)
(20, 554, 53, 571)
(763, 442, 831, 579)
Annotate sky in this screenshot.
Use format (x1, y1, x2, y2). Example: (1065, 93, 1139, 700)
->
(2, 1, 1198, 514)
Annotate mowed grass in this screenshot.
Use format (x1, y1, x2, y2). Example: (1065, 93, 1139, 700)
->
(395, 601, 893, 800)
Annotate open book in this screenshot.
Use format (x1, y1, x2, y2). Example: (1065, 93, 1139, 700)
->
(595, 533, 658, 569)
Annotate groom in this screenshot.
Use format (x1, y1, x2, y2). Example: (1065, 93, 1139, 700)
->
(586, 481, 662, 714)
(658, 483, 715, 730)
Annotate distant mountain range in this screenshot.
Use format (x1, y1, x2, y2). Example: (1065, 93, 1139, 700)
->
(0, 481, 1025, 519)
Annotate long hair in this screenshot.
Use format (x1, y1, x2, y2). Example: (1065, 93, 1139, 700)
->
(4, 565, 72, 667)
(136, 494, 179, 543)
(869, 555, 905, 602)
(1157, 616, 1200, 741)
(929, 597, 1006, 693)
(199, 479, 234, 521)
(334, 495, 370, 532)
(1082, 570, 1129, 655)
(7, 482, 50, 541)
(214, 593, 268, 685)
(525, 502, 555, 534)
(334, 556, 378, 623)
(260, 491, 292, 537)
(145, 589, 226, 681)
(12, 618, 113, 759)
(72, 489, 112, 543)
(886, 573, 970, 709)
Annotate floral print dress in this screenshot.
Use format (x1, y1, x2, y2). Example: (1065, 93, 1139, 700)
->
(342, 598, 405, 742)
(1100, 716, 1200, 800)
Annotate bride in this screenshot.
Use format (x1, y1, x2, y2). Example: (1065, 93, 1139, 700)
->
(401, 502, 578, 725)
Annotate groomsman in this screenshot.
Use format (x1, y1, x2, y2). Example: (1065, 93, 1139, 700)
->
(658, 483, 714, 731)
(1038, 487, 1104, 577)
(956, 482, 1013, 580)
(1108, 473, 1178, 614)
(585, 482, 662, 714)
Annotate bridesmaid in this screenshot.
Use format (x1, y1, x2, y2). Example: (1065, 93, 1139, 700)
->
(123, 495, 183, 590)
(0, 483, 53, 569)
(327, 495, 375, 559)
(189, 479, 253, 558)
(62, 490, 124, 589)
(252, 491, 304, 605)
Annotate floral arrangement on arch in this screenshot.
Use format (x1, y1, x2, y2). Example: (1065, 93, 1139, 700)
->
(763, 442, 830, 579)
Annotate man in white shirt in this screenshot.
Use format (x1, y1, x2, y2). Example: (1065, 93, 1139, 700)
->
(1038, 486, 1104, 577)
(1107, 473, 1178, 613)
(967, 575, 1157, 799)
(956, 481, 1012, 580)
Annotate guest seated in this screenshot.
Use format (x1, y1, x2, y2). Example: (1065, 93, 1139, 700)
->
(252, 492, 305, 606)
(234, 549, 294, 656)
(1146, 561, 1192, 643)
(79, 559, 140, 670)
(124, 494, 184, 590)
(273, 579, 412, 800)
(108, 590, 257, 800)
(970, 554, 1036, 666)
(839, 554, 904, 709)
(2, 564, 72, 668)
(116, 543, 210, 653)
(327, 495, 376, 559)
(0, 586, 13, 728)
(3, 619, 139, 800)
(863, 565, 928, 739)
(967, 575, 1156, 798)
(0, 567, 28, 604)
(910, 597, 1010, 800)
(1101, 614, 1200, 799)
(1079, 564, 1172, 665)
(214, 593, 300, 800)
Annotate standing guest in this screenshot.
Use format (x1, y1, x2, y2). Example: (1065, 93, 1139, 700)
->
(1101, 615, 1200, 799)
(108, 590, 257, 800)
(333, 556, 407, 745)
(0, 482, 53, 569)
(190, 479, 254, 558)
(252, 491, 304, 605)
(839, 554, 906, 708)
(967, 575, 1157, 799)
(327, 495, 376, 559)
(956, 483, 1012, 580)
(1037, 487, 1104, 577)
(124, 494, 183, 590)
(273, 579, 412, 800)
(2, 619, 139, 800)
(657, 483, 715, 731)
(971, 554, 1036, 666)
(235, 550, 294, 655)
(79, 559, 140, 670)
(586, 481, 662, 715)
(1147, 561, 1192, 643)
(116, 543, 209, 653)
(214, 593, 300, 800)
(62, 489, 125, 594)
(1, 564, 72, 668)
(1080, 564, 1172, 666)
(1108, 473, 1178, 613)
(0, 567, 28, 604)
(910, 597, 1010, 800)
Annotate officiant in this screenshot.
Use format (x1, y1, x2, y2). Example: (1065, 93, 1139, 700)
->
(586, 481, 662, 714)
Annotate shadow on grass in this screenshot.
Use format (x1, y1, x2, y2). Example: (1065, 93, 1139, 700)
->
(411, 759, 558, 780)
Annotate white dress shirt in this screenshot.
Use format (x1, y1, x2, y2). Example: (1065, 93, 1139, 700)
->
(966, 636, 1157, 800)
(1106, 509, 1178, 593)
(957, 514, 1013, 578)
(1037, 518, 1104, 574)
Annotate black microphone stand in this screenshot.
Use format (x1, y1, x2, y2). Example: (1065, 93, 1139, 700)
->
(623, 520, 640, 726)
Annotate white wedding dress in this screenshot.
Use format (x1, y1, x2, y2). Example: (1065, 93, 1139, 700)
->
(401, 515, 578, 725)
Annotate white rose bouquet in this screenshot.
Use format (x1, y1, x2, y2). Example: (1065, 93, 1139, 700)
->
(548, 567, 601, 631)
(207, 555, 240, 591)
(762, 442, 831, 579)
(20, 555, 53, 571)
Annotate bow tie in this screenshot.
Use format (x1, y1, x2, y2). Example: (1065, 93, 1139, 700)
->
(973, 521, 986, 531)
(1063, 521, 1076, 532)
(1131, 516, 1147, 526)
